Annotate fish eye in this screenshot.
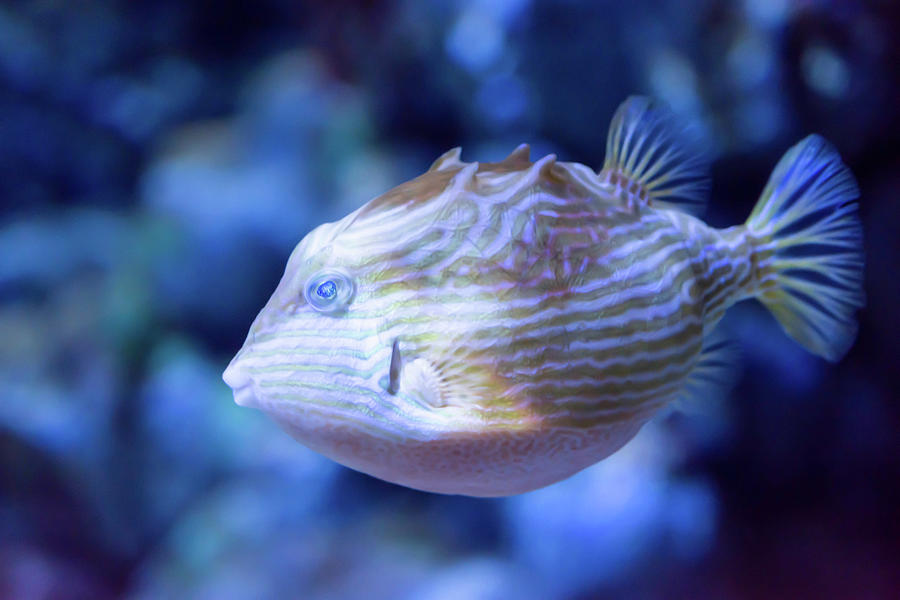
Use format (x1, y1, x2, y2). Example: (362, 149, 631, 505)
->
(304, 269, 355, 313)
(315, 280, 336, 300)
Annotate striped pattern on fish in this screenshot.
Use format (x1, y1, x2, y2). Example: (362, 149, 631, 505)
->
(224, 96, 864, 496)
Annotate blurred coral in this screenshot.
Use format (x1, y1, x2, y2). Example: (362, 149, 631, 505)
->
(0, 1, 898, 599)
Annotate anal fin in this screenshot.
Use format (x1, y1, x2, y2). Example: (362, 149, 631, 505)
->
(674, 328, 741, 413)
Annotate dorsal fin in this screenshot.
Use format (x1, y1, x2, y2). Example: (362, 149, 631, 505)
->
(599, 96, 710, 215)
(429, 147, 464, 172)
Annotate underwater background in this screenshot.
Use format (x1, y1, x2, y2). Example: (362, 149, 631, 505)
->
(1, 1, 898, 598)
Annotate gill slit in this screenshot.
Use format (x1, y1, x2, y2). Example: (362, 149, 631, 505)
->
(388, 338, 401, 395)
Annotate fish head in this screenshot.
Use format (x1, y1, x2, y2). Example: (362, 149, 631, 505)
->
(222, 166, 517, 492)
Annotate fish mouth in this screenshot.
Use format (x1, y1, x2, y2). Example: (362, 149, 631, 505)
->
(223, 359, 260, 408)
(388, 338, 401, 395)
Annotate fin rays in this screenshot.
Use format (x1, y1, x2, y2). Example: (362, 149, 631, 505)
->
(675, 329, 741, 411)
(747, 135, 864, 362)
(600, 96, 710, 215)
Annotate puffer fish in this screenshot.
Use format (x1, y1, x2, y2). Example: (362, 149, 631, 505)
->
(223, 96, 863, 497)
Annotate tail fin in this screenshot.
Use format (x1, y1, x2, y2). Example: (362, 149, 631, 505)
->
(747, 135, 864, 362)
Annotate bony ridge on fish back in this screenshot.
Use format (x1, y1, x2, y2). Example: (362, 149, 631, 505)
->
(223, 96, 864, 497)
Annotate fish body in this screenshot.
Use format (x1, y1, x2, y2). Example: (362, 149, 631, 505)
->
(224, 97, 863, 496)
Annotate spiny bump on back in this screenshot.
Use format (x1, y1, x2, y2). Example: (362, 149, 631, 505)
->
(428, 147, 464, 172)
(445, 161, 480, 194)
(530, 152, 557, 174)
(504, 143, 531, 164)
(428, 145, 561, 192)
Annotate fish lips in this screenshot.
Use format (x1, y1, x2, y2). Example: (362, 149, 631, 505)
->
(222, 358, 261, 408)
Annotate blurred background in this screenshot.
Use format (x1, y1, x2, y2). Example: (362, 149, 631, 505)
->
(0, 1, 898, 598)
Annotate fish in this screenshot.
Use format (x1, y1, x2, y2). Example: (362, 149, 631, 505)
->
(223, 96, 864, 497)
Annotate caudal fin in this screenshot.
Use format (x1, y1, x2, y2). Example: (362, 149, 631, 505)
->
(747, 135, 864, 362)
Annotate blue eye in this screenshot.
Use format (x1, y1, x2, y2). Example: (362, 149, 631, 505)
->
(315, 280, 337, 300)
(305, 270, 355, 313)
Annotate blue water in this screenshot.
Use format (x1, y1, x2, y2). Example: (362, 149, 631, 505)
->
(0, 1, 897, 598)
